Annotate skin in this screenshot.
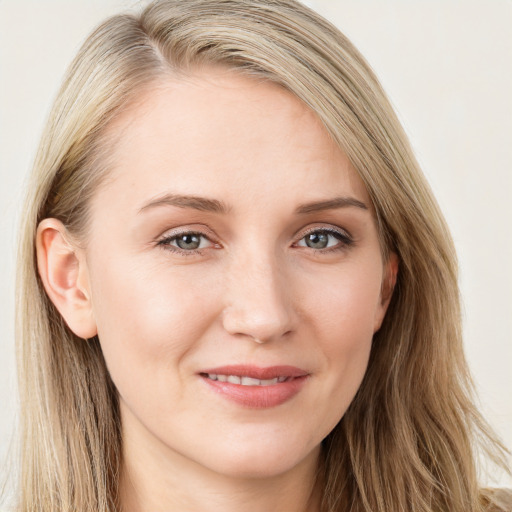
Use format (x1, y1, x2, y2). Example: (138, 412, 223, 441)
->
(37, 68, 397, 512)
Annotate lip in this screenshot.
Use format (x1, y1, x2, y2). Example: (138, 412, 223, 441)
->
(199, 365, 309, 409)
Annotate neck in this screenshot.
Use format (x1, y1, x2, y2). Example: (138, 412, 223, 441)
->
(119, 419, 323, 512)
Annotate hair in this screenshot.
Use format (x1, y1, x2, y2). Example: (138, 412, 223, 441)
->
(14, 0, 510, 511)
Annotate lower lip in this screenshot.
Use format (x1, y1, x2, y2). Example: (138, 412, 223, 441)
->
(200, 375, 308, 408)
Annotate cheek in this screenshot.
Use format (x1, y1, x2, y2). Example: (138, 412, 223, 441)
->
(298, 259, 382, 413)
(304, 257, 383, 343)
(87, 253, 221, 397)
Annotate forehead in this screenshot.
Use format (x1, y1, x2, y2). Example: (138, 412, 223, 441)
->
(92, 68, 370, 215)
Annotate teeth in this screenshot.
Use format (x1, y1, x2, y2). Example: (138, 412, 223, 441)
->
(206, 374, 288, 386)
(241, 376, 261, 386)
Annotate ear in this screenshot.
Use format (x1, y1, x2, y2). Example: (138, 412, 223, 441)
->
(373, 251, 399, 333)
(36, 218, 97, 339)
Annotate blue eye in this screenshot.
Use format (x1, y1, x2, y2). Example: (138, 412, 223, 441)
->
(296, 229, 352, 250)
(159, 232, 212, 252)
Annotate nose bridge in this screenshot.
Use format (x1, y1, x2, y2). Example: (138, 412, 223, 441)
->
(222, 246, 294, 342)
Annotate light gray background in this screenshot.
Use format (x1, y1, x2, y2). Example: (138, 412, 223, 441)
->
(1, 0, 511, 488)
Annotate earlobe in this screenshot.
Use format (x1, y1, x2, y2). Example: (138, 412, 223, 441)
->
(36, 218, 97, 339)
(374, 251, 399, 333)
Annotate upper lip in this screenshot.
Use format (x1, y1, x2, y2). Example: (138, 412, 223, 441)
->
(199, 365, 309, 380)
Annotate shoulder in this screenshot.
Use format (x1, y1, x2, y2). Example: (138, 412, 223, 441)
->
(481, 488, 512, 512)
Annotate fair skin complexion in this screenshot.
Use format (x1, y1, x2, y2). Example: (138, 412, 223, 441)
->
(37, 69, 397, 512)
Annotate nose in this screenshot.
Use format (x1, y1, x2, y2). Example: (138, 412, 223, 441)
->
(221, 252, 296, 344)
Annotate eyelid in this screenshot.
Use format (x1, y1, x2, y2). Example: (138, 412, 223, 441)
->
(156, 224, 217, 241)
(295, 224, 352, 241)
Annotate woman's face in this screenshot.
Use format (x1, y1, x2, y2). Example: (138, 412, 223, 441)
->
(78, 69, 395, 478)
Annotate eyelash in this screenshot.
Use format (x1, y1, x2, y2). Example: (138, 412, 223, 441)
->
(156, 226, 353, 256)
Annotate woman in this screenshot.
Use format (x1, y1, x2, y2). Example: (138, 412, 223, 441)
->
(13, 0, 510, 511)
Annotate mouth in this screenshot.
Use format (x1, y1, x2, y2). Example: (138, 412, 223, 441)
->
(202, 374, 289, 386)
(198, 365, 309, 408)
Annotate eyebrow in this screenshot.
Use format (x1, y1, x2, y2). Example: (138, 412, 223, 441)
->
(295, 197, 368, 214)
(138, 194, 230, 214)
(138, 193, 368, 215)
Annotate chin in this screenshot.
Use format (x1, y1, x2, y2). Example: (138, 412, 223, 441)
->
(198, 440, 320, 480)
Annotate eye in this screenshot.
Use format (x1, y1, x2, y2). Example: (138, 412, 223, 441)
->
(295, 228, 352, 251)
(158, 232, 213, 252)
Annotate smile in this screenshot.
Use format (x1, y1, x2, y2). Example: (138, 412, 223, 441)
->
(204, 374, 289, 385)
(199, 365, 309, 408)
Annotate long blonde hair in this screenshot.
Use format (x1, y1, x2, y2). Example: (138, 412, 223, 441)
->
(15, 1, 510, 511)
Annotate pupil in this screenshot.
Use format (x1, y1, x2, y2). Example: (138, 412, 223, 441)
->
(177, 234, 200, 250)
(306, 232, 328, 249)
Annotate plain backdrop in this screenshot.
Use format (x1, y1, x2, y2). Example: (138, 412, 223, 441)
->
(1, 0, 511, 490)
